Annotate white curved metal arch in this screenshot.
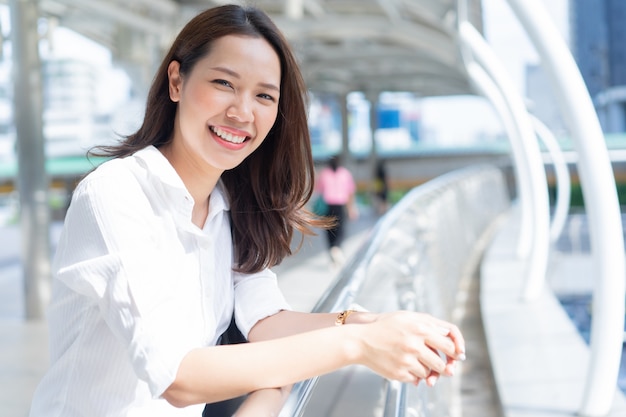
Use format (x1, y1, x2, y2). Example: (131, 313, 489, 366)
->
(530, 115, 571, 244)
(464, 60, 532, 257)
(459, 21, 551, 301)
(505, 0, 626, 414)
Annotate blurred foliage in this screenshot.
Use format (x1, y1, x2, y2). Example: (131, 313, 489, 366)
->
(548, 181, 626, 210)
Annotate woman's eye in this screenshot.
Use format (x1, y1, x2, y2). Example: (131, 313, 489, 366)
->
(213, 79, 232, 88)
(258, 93, 276, 102)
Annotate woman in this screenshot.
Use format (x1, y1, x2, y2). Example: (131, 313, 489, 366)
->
(315, 154, 359, 266)
(29, 5, 465, 416)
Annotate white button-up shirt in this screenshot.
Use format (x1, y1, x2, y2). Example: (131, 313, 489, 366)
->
(29, 146, 291, 417)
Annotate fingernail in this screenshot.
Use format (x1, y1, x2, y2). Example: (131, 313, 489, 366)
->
(427, 375, 438, 386)
(458, 353, 466, 361)
(449, 362, 457, 375)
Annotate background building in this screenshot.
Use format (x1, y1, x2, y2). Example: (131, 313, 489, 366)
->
(570, 0, 626, 132)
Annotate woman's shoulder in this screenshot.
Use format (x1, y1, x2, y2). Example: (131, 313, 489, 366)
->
(68, 154, 160, 224)
(74, 154, 147, 202)
(82, 156, 139, 185)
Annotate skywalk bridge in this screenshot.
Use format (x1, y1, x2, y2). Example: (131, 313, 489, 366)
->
(2, 1, 625, 417)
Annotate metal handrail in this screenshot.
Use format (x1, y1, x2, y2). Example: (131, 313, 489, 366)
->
(279, 164, 511, 417)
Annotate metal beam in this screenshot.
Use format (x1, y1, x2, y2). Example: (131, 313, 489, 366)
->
(52, 0, 167, 35)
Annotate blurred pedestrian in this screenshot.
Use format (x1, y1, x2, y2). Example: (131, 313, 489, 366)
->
(374, 160, 390, 214)
(28, 5, 466, 417)
(315, 154, 359, 266)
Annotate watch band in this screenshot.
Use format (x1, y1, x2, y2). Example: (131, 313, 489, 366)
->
(335, 309, 356, 326)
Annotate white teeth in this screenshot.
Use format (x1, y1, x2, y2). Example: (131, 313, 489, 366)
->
(212, 126, 246, 144)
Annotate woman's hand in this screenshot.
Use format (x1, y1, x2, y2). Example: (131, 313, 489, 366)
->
(350, 311, 465, 385)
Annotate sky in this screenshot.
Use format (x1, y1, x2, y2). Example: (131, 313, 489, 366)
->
(483, 0, 569, 93)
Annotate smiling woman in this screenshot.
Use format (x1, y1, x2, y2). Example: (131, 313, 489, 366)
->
(27, 5, 466, 417)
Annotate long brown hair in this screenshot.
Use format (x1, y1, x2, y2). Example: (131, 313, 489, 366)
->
(91, 5, 326, 273)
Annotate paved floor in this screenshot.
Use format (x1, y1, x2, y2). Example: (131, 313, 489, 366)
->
(456, 267, 503, 417)
(481, 208, 626, 417)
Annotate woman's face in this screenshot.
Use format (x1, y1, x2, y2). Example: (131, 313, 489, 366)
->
(167, 34, 281, 173)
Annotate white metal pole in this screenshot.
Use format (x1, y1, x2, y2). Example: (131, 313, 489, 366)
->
(506, 0, 626, 415)
(459, 22, 551, 301)
(464, 61, 530, 241)
(530, 115, 571, 243)
(456, 1, 533, 259)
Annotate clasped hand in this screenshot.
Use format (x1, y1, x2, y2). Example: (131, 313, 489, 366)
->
(354, 310, 465, 387)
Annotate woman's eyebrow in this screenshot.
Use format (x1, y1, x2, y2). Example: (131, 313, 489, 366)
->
(212, 66, 240, 78)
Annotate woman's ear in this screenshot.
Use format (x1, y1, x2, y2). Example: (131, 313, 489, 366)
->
(168, 60, 182, 102)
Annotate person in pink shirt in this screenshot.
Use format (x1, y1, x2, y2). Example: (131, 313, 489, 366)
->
(315, 155, 359, 265)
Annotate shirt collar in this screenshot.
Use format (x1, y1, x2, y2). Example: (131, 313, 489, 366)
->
(133, 145, 231, 214)
(209, 181, 229, 212)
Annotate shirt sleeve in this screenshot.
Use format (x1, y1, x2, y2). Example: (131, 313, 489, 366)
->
(53, 169, 194, 398)
(233, 268, 291, 338)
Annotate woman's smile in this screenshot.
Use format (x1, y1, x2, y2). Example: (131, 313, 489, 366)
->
(209, 125, 253, 151)
(210, 125, 250, 145)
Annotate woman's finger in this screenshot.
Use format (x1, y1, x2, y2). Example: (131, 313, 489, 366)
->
(425, 370, 440, 387)
(408, 362, 431, 380)
(426, 318, 466, 360)
(414, 344, 446, 374)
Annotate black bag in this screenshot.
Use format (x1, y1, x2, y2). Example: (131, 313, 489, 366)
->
(202, 316, 247, 417)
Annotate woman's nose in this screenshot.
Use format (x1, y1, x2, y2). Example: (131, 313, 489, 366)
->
(226, 95, 254, 123)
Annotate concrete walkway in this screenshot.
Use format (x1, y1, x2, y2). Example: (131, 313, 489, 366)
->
(480, 207, 626, 417)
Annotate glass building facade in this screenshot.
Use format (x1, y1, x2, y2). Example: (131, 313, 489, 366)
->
(571, 0, 626, 132)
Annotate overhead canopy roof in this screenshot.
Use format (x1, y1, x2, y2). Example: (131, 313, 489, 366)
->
(5, 0, 484, 97)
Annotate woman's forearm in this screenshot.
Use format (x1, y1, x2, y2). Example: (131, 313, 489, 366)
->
(163, 324, 362, 407)
(247, 310, 375, 341)
(162, 310, 465, 408)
